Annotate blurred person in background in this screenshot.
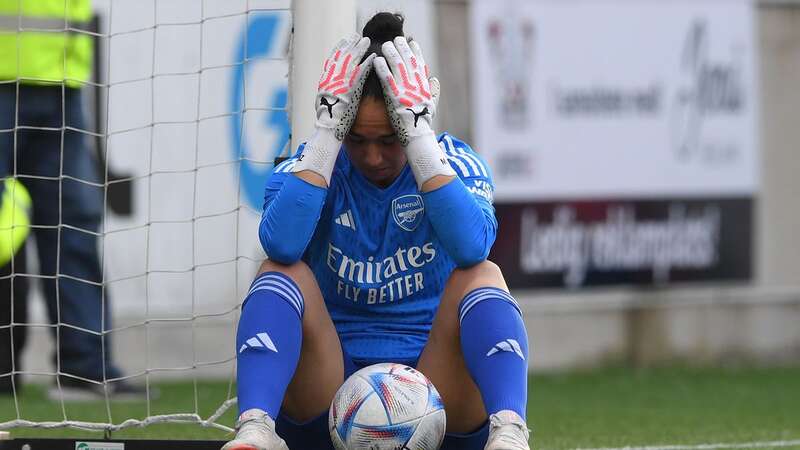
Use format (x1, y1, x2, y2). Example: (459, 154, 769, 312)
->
(0, 179, 31, 395)
(0, 0, 142, 400)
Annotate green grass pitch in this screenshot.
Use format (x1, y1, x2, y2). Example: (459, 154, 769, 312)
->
(1, 366, 799, 449)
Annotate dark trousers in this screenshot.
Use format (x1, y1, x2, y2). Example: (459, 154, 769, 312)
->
(0, 248, 28, 392)
(0, 84, 118, 382)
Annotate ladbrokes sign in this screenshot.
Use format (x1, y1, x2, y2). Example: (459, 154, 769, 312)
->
(489, 200, 750, 288)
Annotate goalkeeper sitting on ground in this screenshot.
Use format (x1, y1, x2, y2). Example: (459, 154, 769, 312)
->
(223, 12, 530, 450)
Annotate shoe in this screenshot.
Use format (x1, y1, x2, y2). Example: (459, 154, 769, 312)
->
(46, 377, 157, 402)
(221, 409, 288, 450)
(485, 410, 531, 450)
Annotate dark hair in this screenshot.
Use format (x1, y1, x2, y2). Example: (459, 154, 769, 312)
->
(361, 12, 405, 100)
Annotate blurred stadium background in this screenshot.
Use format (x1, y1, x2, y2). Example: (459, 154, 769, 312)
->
(1, 0, 799, 449)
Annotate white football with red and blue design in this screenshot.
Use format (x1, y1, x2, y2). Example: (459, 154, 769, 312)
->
(329, 363, 446, 450)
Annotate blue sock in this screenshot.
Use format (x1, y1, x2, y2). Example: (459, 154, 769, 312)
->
(458, 287, 528, 418)
(236, 272, 304, 418)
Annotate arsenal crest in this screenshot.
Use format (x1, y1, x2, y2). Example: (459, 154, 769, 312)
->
(392, 194, 425, 232)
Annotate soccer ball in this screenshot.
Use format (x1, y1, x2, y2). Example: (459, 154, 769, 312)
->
(329, 363, 446, 450)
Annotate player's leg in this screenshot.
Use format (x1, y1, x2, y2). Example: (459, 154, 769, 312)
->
(226, 259, 343, 450)
(416, 260, 530, 449)
(275, 345, 360, 450)
(274, 260, 344, 421)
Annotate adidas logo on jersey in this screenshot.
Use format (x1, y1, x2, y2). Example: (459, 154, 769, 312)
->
(487, 339, 524, 360)
(335, 210, 356, 230)
(239, 332, 278, 354)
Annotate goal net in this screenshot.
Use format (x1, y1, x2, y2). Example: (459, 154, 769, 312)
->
(2, 0, 298, 438)
(0, 0, 430, 440)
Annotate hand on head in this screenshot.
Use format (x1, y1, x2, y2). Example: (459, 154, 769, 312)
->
(300, 23, 452, 190)
(314, 34, 376, 140)
(314, 32, 439, 144)
(372, 37, 441, 145)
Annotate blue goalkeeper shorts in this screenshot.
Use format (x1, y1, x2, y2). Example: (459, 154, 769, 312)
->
(275, 349, 489, 449)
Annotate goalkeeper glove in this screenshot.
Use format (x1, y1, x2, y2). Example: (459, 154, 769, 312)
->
(292, 34, 376, 186)
(373, 37, 455, 189)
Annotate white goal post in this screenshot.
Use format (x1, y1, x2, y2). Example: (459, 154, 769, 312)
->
(290, 0, 356, 152)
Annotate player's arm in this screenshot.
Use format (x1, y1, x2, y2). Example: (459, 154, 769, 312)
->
(374, 38, 495, 267)
(422, 137, 497, 267)
(259, 35, 375, 263)
(258, 152, 326, 263)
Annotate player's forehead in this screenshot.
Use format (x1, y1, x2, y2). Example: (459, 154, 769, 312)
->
(352, 97, 393, 136)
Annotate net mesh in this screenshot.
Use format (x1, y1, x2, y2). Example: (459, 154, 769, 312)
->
(0, 0, 293, 433)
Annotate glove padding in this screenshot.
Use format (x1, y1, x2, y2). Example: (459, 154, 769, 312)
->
(315, 34, 376, 140)
(293, 34, 375, 186)
(374, 37, 454, 188)
(373, 37, 441, 145)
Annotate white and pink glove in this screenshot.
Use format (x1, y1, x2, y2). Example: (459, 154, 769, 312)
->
(292, 34, 376, 186)
(373, 37, 455, 188)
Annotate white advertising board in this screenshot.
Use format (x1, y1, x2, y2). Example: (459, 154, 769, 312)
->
(471, 0, 758, 201)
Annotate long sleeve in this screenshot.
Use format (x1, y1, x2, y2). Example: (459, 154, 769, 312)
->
(423, 133, 497, 267)
(258, 153, 327, 264)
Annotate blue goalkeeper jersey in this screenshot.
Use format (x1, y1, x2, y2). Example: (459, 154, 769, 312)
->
(263, 133, 496, 364)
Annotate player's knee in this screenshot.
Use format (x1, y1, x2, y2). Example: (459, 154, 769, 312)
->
(258, 259, 313, 282)
(256, 259, 319, 301)
(448, 260, 506, 293)
(437, 261, 507, 316)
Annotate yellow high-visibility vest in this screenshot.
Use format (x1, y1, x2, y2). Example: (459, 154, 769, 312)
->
(0, 0, 93, 88)
(0, 179, 31, 267)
